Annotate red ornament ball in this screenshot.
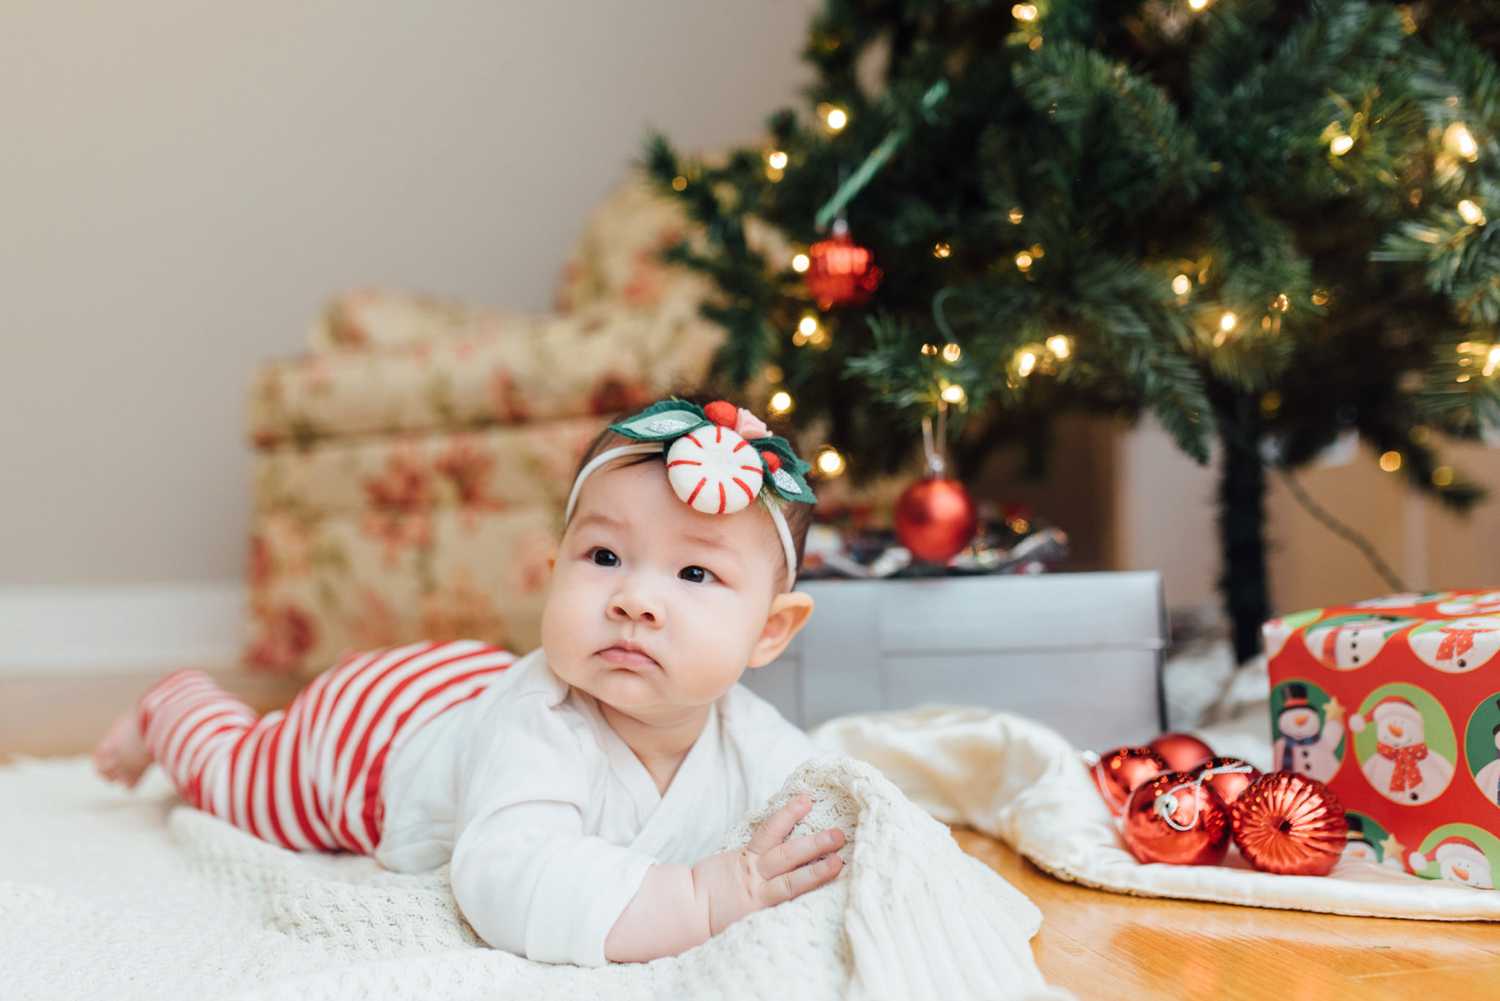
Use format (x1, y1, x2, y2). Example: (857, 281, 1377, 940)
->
(1148, 732, 1216, 773)
(1121, 771, 1231, 866)
(894, 476, 978, 563)
(1192, 756, 1261, 806)
(704, 400, 738, 427)
(1088, 746, 1170, 816)
(805, 228, 883, 308)
(1230, 771, 1348, 876)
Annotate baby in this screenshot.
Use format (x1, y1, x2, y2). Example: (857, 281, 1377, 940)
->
(93, 396, 846, 966)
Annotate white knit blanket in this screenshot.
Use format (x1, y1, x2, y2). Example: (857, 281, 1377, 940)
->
(0, 744, 1069, 1001)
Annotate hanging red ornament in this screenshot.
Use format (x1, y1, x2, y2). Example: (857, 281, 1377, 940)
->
(1148, 732, 1216, 773)
(894, 476, 977, 563)
(1088, 746, 1170, 816)
(805, 220, 882, 308)
(1192, 756, 1261, 806)
(1230, 772, 1348, 876)
(1121, 771, 1232, 866)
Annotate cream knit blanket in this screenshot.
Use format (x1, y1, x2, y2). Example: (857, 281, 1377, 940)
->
(0, 746, 1068, 1001)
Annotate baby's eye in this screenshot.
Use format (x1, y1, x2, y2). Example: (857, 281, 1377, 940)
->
(588, 547, 620, 567)
(679, 565, 718, 584)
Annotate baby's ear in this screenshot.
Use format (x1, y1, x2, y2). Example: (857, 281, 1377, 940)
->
(747, 591, 815, 669)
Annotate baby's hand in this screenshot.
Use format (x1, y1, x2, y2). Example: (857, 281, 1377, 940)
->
(692, 794, 846, 937)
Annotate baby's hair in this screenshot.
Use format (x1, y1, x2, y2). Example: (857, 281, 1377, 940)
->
(568, 398, 814, 589)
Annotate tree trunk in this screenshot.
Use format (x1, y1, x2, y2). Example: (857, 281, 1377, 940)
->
(1215, 394, 1272, 665)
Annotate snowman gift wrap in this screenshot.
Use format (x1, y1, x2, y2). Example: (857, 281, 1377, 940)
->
(1264, 590, 1500, 890)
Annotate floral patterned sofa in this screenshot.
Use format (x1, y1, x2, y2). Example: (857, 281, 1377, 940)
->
(245, 172, 766, 678)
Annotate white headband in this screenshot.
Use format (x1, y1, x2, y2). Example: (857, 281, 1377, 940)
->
(564, 442, 799, 591)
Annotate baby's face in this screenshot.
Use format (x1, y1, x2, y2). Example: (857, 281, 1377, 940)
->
(540, 457, 787, 720)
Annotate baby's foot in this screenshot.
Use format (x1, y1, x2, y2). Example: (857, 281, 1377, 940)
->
(93, 711, 151, 789)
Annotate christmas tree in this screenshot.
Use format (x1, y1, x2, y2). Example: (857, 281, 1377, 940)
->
(645, 0, 1500, 664)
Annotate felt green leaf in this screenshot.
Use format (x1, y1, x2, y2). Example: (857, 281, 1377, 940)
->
(609, 400, 708, 441)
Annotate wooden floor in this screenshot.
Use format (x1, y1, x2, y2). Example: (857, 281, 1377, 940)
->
(5, 669, 1499, 1000)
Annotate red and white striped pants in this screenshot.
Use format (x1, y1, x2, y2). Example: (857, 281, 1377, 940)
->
(136, 639, 516, 854)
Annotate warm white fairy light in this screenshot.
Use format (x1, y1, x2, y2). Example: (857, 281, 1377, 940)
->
(767, 150, 788, 170)
(1188, 0, 1211, 11)
(1015, 251, 1034, 272)
(1046, 334, 1072, 359)
(791, 252, 810, 273)
(1485, 345, 1500, 377)
(815, 446, 846, 476)
(1330, 134, 1355, 156)
(932, 241, 952, 259)
(1433, 466, 1455, 487)
(1459, 199, 1487, 226)
(798, 315, 820, 337)
(1379, 450, 1403, 473)
(1017, 350, 1038, 377)
(671, 175, 688, 192)
(1012, 3, 1038, 20)
(941, 343, 962, 363)
(1219, 311, 1238, 333)
(768, 390, 794, 416)
(819, 104, 849, 133)
(940, 382, 968, 405)
(1445, 122, 1479, 161)
(1008, 207, 1025, 224)
(1172, 274, 1192, 296)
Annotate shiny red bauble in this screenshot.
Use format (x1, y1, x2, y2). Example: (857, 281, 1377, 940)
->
(1148, 732, 1216, 773)
(1230, 772, 1348, 876)
(894, 476, 978, 563)
(1193, 756, 1261, 806)
(1121, 771, 1231, 866)
(805, 229, 882, 308)
(1089, 746, 1170, 816)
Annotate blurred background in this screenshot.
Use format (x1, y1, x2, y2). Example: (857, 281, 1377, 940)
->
(3, 1, 1498, 685)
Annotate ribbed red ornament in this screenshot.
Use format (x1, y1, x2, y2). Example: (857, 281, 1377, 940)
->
(805, 229, 882, 308)
(1121, 771, 1231, 866)
(1089, 746, 1170, 816)
(1230, 772, 1348, 876)
(1193, 756, 1261, 806)
(1148, 732, 1216, 772)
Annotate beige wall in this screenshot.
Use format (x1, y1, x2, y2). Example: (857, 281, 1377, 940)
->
(0, 0, 816, 587)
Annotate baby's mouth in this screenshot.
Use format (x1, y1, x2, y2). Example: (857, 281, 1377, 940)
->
(597, 644, 659, 670)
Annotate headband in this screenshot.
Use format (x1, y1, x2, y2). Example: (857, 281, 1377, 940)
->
(563, 398, 816, 591)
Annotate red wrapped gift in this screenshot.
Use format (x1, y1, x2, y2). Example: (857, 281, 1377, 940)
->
(1264, 589, 1500, 890)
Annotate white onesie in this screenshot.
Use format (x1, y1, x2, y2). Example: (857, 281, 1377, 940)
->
(375, 647, 818, 966)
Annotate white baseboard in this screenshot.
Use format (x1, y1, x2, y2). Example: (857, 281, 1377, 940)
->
(0, 582, 246, 677)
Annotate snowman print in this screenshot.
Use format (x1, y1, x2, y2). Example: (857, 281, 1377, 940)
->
(1409, 836, 1496, 890)
(1471, 700, 1500, 808)
(1301, 615, 1416, 671)
(1437, 591, 1500, 616)
(1351, 695, 1455, 805)
(1272, 683, 1344, 782)
(1409, 617, 1500, 673)
(1356, 592, 1452, 610)
(1341, 813, 1406, 873)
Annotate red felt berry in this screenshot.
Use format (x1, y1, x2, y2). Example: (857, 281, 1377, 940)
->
(704, 400, 738, 427)
(760, 450, 782, 473)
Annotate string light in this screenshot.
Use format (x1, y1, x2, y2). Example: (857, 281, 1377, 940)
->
(819, 104, 849, 133)
(791, 252, 810, 273)
(1379, 451, 1403, 473)
(1484, 345, 1500, 377)
(941, 342, 962, 363)
(1028, 34, 1043, 50)
(1011, 3, 1038, 21)
(768, 390, 794, 416)
(1045, 334, 1072, 359)
(1330, 134, 1355, 156)
(1015, 251, 1034, 272)
(1433, 466, 1455, 487)
(671, 175, 688, 192)
(1311, 289, 1330, 306)
(1172, 274, 1192, 296)
(1008, 207, 1025, 224)
(1188, 0, 1212, 10)
(1017, 350, 1038, 377)
(940, 383, 968, 406)
(932, 241, 952, 259)
(1219, 312, 1238, 333)
(767, 150, 788, 170)
(920, 343, 939, 356)
(1445, 123, 1479, 161)
(815, 446, 846, 476)
(1458, 373, 1473, 383)
(1271, 293, 1290, 312)
(798, 315, 820, 337)
(1459, 199, 1487, 226)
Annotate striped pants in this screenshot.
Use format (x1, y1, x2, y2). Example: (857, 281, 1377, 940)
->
(136, 639, 516, 855)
